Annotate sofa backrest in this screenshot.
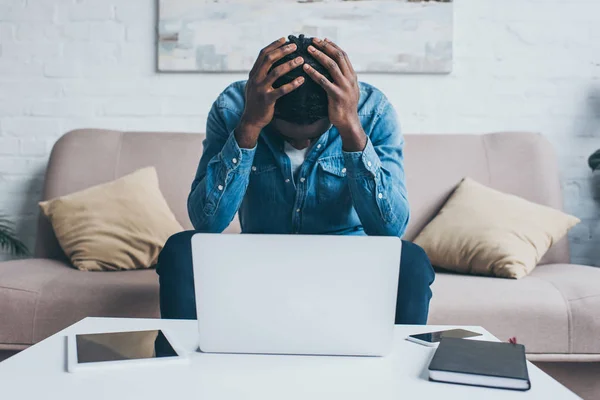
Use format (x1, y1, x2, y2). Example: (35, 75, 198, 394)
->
(36, 130, 569, 265)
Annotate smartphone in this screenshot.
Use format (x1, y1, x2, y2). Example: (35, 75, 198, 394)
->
(406, 329, 482, 347)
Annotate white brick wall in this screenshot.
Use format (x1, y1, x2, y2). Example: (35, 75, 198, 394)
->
(0, 0, 599, 265)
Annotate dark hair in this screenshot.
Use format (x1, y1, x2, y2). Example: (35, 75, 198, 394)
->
(270, 34, 332, 125)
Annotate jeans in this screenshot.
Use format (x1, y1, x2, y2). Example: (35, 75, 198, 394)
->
(156, 231, 435, 325)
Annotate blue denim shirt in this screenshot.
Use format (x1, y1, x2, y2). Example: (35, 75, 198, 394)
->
(188, 81, 409, 237)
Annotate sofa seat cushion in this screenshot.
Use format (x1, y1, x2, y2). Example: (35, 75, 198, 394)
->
(429, 264, 600, 355)
(0, 259, 159, 346)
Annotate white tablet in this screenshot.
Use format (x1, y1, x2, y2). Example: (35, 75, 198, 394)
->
(67, 329, 188, 373)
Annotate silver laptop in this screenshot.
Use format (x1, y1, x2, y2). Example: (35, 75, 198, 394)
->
(191, 233, 402, 356)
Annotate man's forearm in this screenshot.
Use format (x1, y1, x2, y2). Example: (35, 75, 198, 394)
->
(337, 118, 368, 153)
(188, 132, 256, 232)
(345, 171, 410, 237)
(188, 170, 251, 233)
(234, 120, 262, 149)
(342, 138, 410, 237)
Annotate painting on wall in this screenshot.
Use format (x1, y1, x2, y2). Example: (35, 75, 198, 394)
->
(158, 0, 453, 74)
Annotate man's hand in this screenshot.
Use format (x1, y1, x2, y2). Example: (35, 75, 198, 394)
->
(303, 38, 366, 152)
(236, 38, 305, 148)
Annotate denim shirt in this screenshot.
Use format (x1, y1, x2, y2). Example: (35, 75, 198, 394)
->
(188, 81, 409, 237)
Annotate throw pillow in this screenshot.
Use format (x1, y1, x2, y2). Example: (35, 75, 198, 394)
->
(413, 178, 580, 279)
(39, 167, 183, 271)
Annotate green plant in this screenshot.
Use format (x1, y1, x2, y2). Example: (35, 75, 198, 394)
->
(590, 150, 600, 171)
(0, 215, 28, 256)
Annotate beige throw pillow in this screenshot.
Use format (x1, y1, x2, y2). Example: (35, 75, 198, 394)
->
(39, 167, 183, 272)
(413, 178, 580, 279)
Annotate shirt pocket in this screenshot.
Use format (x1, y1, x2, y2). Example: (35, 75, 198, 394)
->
(317, 156, 350, 206)
(247, 164, 278, 204)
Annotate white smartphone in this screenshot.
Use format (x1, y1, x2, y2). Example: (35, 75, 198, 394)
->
(67, 329, 188, 373)
(406, 329, 482, 347)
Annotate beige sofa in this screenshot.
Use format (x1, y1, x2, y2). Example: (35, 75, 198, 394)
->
(1, 130, 599, 398)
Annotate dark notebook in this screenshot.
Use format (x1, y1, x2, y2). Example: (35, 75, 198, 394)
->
(428, 338, 531, 391)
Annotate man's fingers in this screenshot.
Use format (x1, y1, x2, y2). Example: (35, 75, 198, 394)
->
(255, 43, 298, 80)
(263, 37, 287, 54)
(312, 38, 352, 78)
(250, 37, 286, 78)
(322, 38, 355, 76)
(303, 63, 337, 95)
(307, 44, 344, 83)
(265, 56, 304, 86)
(271, 77, 305, 100)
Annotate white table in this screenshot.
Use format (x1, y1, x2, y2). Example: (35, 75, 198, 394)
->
(0, 318, 579, 400)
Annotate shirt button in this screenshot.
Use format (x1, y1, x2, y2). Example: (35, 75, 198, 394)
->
(367, 161, 372, 167)
(232, 158, 238, 164)
(285, 178, 290, 183)
(296, 208, 301, 213)
(378, 193, 383, 199)
(317, 144, 322, 149)
(300, 177, 306, 183)
(251, 166, 257, 172)
(341, 167, 347, 174)
(218, 185, 224, 191)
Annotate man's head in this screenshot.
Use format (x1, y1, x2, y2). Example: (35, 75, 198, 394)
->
(270, 34, 333, 143)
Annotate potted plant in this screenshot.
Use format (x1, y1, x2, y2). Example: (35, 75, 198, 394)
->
(590, 150, 600, 172)
(0, 215, 28, 256)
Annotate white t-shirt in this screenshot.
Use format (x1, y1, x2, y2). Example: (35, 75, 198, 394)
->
(284, 141, 309, 178)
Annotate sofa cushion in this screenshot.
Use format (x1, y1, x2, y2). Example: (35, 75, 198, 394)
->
(429, 264, 600, 355)
(414, 178, 579, 279)
(0, 259, 159, 346)
(39, 167, 183, 271)
(530, 264, 600, 354)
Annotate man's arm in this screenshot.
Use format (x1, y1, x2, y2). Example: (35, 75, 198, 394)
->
(188, 103, 256, 232)
(341, 103, 410, 237)
(303, 38, 409, 237)
(188, 38, 306, 232)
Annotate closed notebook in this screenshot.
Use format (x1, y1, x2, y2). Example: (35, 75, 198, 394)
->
(428, 337, 531, 391)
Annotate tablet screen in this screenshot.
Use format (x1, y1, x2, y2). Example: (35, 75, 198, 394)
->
(76, 330, 178, 364)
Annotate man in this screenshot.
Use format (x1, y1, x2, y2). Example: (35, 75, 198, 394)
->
(157, 35, 434, 325)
